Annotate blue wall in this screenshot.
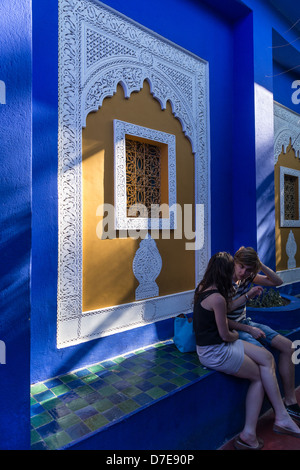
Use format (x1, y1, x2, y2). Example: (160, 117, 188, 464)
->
(242, 0, 300, 271)
(0, 0, 31, 450)
(1, 0, 299, 450)
(31, 0, 300, 386)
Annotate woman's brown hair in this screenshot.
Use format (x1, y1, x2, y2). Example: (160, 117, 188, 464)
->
(194, 252, 235, 306)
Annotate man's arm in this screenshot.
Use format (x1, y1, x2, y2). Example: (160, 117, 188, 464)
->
(253, 262, 283, 287)
(228, 285, 263, 312)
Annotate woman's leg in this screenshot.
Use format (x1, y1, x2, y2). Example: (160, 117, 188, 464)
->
(242, 342, 300, 433)
(233, 352, 265, 447)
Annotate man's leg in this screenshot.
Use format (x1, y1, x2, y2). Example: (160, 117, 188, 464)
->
(270, 334, 300, 420)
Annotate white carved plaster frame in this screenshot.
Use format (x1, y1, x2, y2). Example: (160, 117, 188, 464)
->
(280, 166, 300, 227)
(113, 120, 176, 230)
(58, 0, 210, 348)
(274, 102, 300, 284)
(274, 102, 300, 164)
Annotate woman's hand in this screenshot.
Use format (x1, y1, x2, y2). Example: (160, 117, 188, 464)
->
(247, 285, 263, 299)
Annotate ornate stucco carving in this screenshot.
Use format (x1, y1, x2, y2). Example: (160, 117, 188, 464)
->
(58, 0, 210, 347)
(133, 234, 162, 300)
(274, 102, 300, 163)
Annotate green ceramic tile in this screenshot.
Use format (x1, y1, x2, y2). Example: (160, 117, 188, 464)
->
(193, 366, 209, 376)
(150, 365, 167, 374)
(66, 397, 88, 412)
(117, 399, 140, 414)
(31, 429, 42, 445)
(42, 397, 62, 410)
(146, 387, 168, 400)
(85, 413, 109, 431)
(170, 357, 186, 365)
(126, 375, 143, 386)
(51, 384, 70, 396)
(30, 340, 210, 450)
(88, 364, 105, 373)
(134, 349, 146, 355)
(44, 431, 72, 450)
(129, 365, 145, 374)
(97, 385, 118, 397)
(170, 376, 190, 387)
(59, 373, 79, 384)
(170, 366, 187, 375)
(31, 383, 48, 395)
(148, 375, 166, 386)
(122, 385, 142, 398)
(57, 413, 81, 430)
(93, 398, 114, 413)
(102, 373, 122, 385)
(31, 411, 53, 428)
(154, 357, 168, 365)
(75, 385, 95, 397)
(81, 373, 99, 385)
(170, 349, 182, 356)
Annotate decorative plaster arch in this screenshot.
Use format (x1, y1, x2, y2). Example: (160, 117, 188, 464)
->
(58, 0, 210, 347)
(274, 102, 300, 163)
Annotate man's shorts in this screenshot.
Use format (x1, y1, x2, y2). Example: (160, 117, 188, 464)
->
(237, 319, 279, 348)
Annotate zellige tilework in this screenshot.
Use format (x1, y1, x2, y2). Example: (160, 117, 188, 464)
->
(30, 340, 209, 450)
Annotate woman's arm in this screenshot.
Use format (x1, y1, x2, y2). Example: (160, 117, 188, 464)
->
(212, 295, 239, 342)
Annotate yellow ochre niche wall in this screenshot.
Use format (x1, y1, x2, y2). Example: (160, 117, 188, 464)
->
(82, 81, 195, 312)
(275, 141, 300, 271)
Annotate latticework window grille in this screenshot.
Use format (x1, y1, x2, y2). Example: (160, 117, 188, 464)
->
(126, 139, 161, 216)
(284, 174, 298, 220)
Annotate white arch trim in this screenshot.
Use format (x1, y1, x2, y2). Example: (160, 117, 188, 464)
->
(58, 0, 210, 347)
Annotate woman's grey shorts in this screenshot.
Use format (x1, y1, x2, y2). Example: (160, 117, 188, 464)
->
(196, 339, 244, 375)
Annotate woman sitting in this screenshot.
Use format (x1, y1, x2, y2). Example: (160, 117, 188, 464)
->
(193, 252, 300, 450)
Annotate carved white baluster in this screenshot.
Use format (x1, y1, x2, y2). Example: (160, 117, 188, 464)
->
(286, 229, 297, 269)
(133, 233, 162, 300)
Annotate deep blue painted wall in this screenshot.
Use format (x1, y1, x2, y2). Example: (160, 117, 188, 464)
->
(232, 13, 257, 252)
(31, 0, 59, 385)
(273, 61, 300, 114)
(242, 0, 300, 271)
(1, 0, 299, 451)
(31, 0, 300, 387)
(0, 0, 31, 450)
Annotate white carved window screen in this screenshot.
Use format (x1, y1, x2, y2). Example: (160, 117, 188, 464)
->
(114, 120, 177, 231)
(280, 166, 300, 227)
(126, 138, 161, 217)
(284, 174, 298, 221)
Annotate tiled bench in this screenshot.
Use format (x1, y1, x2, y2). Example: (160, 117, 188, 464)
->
(30, 340, 209, 450)
(31, 327, 300, 450)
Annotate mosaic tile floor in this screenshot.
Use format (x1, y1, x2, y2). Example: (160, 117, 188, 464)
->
(30, 340, 209, 450)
